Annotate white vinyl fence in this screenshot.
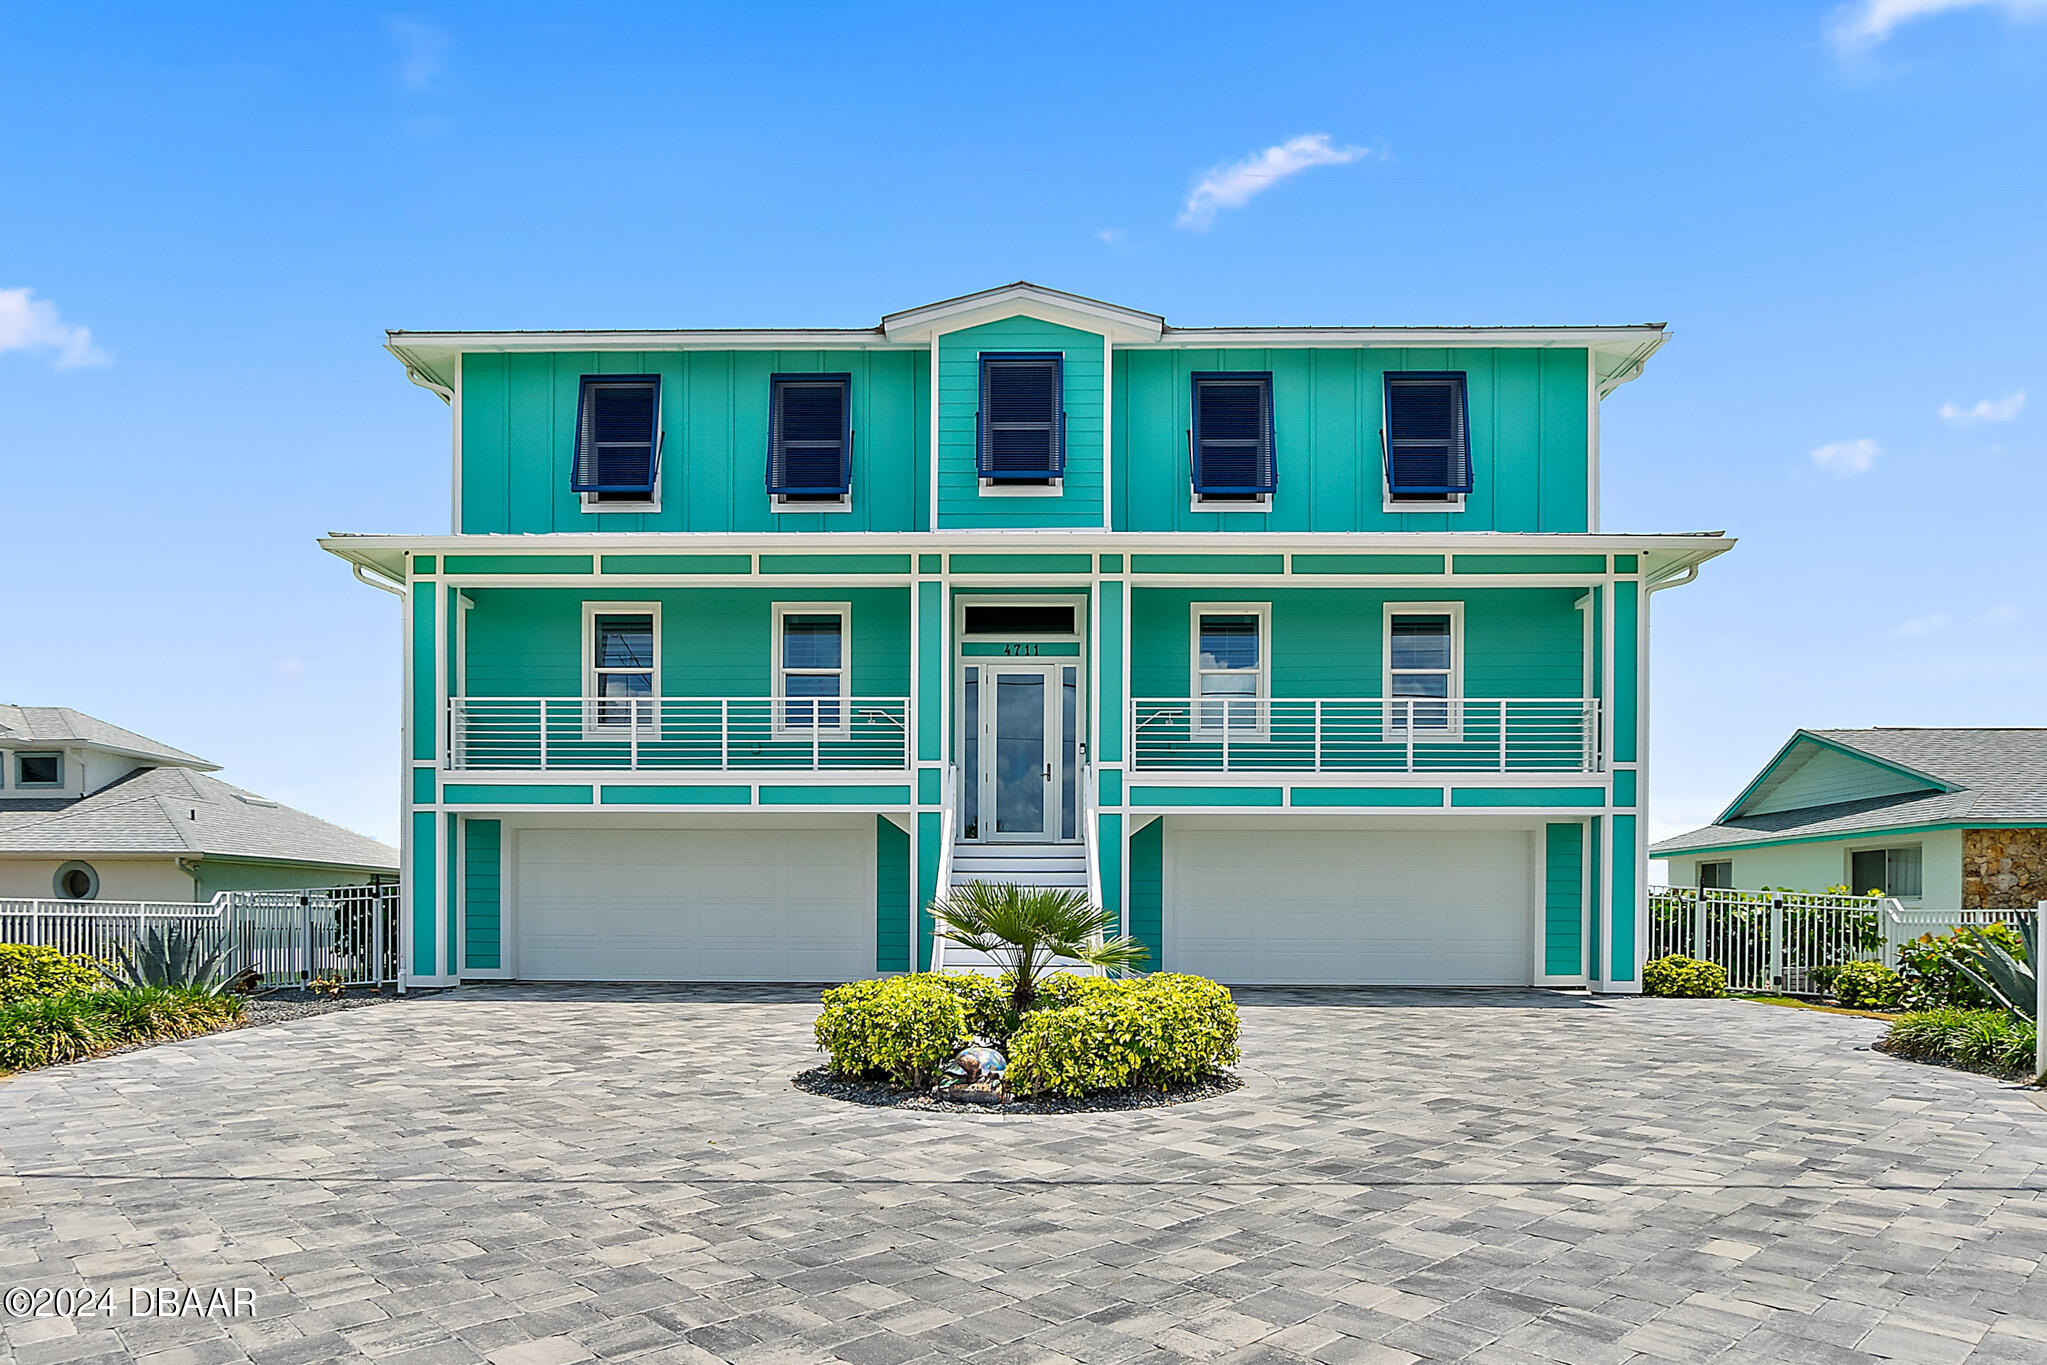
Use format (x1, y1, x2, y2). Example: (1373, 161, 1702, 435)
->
(0, 885, 399, 989)
(1649, 885, 2034, 995)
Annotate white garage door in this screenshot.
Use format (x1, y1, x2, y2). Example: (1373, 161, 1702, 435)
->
(514, 826, 874, 982)
(1165, 826, 1534, 986)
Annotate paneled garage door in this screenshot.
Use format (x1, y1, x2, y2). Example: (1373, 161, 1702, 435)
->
(513, 826, 874, 982)
(1164, 825, 1534, 986)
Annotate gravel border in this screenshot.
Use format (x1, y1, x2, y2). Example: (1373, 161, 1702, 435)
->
(792, 1065, 1242, 1115)
(240, 991, 395, 1028)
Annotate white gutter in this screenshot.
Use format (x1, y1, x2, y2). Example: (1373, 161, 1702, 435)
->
(352, 562, 406, 597)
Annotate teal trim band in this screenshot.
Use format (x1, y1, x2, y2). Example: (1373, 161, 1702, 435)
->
(1451, 554, 1608, 575)
(759, 553, 913, 575)
(1097, 769, 1123, 805)
(412, 554, 437, 575)
(1451, 786, 1605, 808)
(411, 767, 436, 805)
(1614, 555, 1638, 573)
(1654, 819, 2044, 857)
(603, 554, 750, 574)
(599, 785, 750, 804)
(1129, 786, 1284, 807)
(917, 554, 942, 573)
(1612, 770, 1638, 807)
(442, 784, 594, 805)
(949, 553, 1093, 574)
(917, 767, 941, 804)
(1098, 553, 1124, 572)
(1289, 787, 1445, 807)
(759, 784, 912, 805)
(960, 641, 1080, 656)
(1293, 553, 1444, 575)
(1130, 554, 1285, 575)
(443, 555, 594, 575)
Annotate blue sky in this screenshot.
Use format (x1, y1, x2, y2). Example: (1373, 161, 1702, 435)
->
(3, 1, 2042, 855)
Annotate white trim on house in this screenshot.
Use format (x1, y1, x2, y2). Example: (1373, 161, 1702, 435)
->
(772, 601, 853, 739)
(980, 478, 1065, 497)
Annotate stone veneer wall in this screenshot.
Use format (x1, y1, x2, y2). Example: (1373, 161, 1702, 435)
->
(1962, 828, 2047, 909)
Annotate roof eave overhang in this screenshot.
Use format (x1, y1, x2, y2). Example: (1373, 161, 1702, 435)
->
(1717, 729, 1959, 824)
(881, 283, 1164, 344)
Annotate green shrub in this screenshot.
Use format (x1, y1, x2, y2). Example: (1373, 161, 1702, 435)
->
(926, 971, 1020, 1043)
(813, 976, 969, 1088)
(1004, 973, 1239, 1098)
(1883, 1007, 2037, 1077)
(0, 945, 106, 1005)
(1831, 960, 1905, 1011)
(1643, 955, 1727, 998)
(0, 988, 244, 1073)
(1897, 925, 2025, 1010)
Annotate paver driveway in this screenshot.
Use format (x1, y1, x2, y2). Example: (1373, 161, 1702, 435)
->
(3, 987, 2045, 1365)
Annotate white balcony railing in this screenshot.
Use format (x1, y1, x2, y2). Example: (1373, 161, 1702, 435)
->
(449, 697, 911, 772)
(1129, 697, 1601, 774)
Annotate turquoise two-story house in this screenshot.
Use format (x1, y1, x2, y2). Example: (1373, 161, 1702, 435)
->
(324, 283, 1728, 993)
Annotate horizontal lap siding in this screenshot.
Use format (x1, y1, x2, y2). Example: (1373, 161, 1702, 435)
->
(463, 588, 911, 697)
(1130, 819, 1164, 965)
(461, 350, 924, 534)
(1114, 348, 1588, 533)
(463, 819, 502, 971)
(1129, 588, 1586, 698)
(937, 317, 1104, 528)
(876, 816, 909, 973)
(1544, 822, 1583, 977)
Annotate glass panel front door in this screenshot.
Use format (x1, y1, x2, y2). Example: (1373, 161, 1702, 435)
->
(993, 670, 1050, 838)
(960, 660, 1079, 843)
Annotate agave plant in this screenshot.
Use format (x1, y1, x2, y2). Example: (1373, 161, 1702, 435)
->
(97, 927, 231, 996)
(930, 881, 1148, 1011)
(1953, 917, 2038, 1022)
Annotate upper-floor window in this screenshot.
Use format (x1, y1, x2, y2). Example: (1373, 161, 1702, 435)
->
(775, 604, 849, 735)
(768, 374, 852, 509)
(1190, 372, 1275, 507)
(584, 604, 659, 731)
(1192, 605, 1268, 736)
(1385, 605, 1461, 735)
(1383, 372, 1471, 510)
(1850, 844, 1922, 900)
(571, 375, 662, 510)
(15, 751, 63, 788)
(977, 353, 1064, 487)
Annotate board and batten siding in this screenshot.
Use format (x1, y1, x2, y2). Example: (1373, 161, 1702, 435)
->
(1114, 347, 1589, 533)
(1739, 743, 1937, 817)
(936, 316, 1105, 529)
(1128, 588, 1588, 699)
(461, 588, 911, 698)
(460, 350, 926, 535)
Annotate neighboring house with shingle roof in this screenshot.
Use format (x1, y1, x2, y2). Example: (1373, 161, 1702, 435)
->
(1652, 728, 2047, 909)
(0, 707, 396, 902)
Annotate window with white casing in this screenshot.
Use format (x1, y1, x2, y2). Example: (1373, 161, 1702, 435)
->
(585, 604, 659, 732)
(775, 604, 850, 736)
(1697, 860, 1733, 890)
(1192, 605, 1268, 737)
(1850, 845, 1922, 900)
(1384, 604, 1462, 736)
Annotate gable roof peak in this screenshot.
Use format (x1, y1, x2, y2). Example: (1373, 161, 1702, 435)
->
(880, 282, 1166, 344)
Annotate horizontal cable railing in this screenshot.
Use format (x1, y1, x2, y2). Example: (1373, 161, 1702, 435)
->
(449, 696, 912, 772)
(1129, 697, 1601, 774)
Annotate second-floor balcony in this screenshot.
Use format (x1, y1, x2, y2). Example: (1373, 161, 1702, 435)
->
(449, 697, 911, 772)
(1129, 698, 1602, 775)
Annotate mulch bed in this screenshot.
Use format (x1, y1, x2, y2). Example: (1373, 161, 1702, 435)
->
(792, 1065, 1242, 1115)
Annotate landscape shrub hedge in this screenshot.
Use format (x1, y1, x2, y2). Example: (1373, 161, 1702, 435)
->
(0, 988, 243, 1072)
(813, 976, 969, 1088)
(927, 971, 1020, 1043)
(1896, 925, 2025, 1010)
(0, 945, 105, 1006)
(1882, 1007, 2038, 1078)
(1004, 974, 1239, 1098)
(1642, 954, 1728, 998)
(1830, 960, 1906, 1011)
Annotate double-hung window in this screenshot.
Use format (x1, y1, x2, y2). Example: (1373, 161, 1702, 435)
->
(1850, 845, 1922, 900)
(1192, 605, 1268, 736)
(977, 353, 1065, 486)
(571, 375, 663, 509)
(767, 373, 852, 508)
(1383, 372, 1471, 508)
(585, 605, 658, 732)
(775, 604, 849, 736)
(1190, 372, 1275, 506)
(1385, 605, 1461, 735)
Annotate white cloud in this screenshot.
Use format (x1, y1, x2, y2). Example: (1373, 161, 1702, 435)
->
(1976, 604, 2021, 627)
(1177, 134, 1375, 231)
(1938, 389, 2025, 424)
(1830, 0, 2047, 51)
(387, 17, 451, 92)
(0, 287, 109, 369)
(1809, 437, 1879, 476)
(1894, 612, 1950, 638)
(1095, 228, 1126, 245)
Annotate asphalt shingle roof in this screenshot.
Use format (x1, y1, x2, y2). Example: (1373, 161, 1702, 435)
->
(0, 765, 396, 870)
(0, 706, 215, 770)
(1652, 727, 2047, 856)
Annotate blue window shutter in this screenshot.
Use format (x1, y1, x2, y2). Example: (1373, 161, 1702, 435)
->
(1384, 372, 1472, 496)
(977, 353, 1064, 479)
(571, 376, 661, 494)
(767, 374, 852, 495)
(1190, 372, 1275, 496)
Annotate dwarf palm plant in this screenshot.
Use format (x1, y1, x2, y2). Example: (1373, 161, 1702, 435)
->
(97, 927, 231, 996)
(1954, 917, 2037, 1022)
(930, 881, 1148, 1011)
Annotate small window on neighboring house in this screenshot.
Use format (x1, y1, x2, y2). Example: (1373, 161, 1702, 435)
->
(1698, 860, 1733, 890)
(16, 752, 62, 787)
(587, 606, 658, 730)
(1851, 845, 1923, 899)
(1192, 606, 1267, 735)
(1190, 372, 1275, 505)
(776, 604, 848, 735)
(1385, 606, 1461, 734)
(977, 353, 1064, 485)
(571, 375, 662, 507)
(768, 374, 852, 508)
(53, 860, 98, 900)
(1384, 372, 1472, 507)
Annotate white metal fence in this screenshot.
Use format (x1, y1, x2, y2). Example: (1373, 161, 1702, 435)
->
(0, 884, 399, 989)
(1649, 884, 2034, 995)
(1130, 697, 1601, 773)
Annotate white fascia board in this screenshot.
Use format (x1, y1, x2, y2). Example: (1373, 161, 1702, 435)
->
(385, 330, 894, 391)
(1146, 325, 1672, 396)
(881, 283, 1164, 344)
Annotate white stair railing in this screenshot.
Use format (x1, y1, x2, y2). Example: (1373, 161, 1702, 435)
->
(929, 762, 957, 973)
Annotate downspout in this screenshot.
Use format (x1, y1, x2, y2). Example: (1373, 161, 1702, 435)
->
(354, 561, 406, 597)
(176, 856, 203, 903)
(1645, 561, 1700, 595)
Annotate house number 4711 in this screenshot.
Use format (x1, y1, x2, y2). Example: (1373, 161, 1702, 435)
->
(1002, 644, 1043, 656)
